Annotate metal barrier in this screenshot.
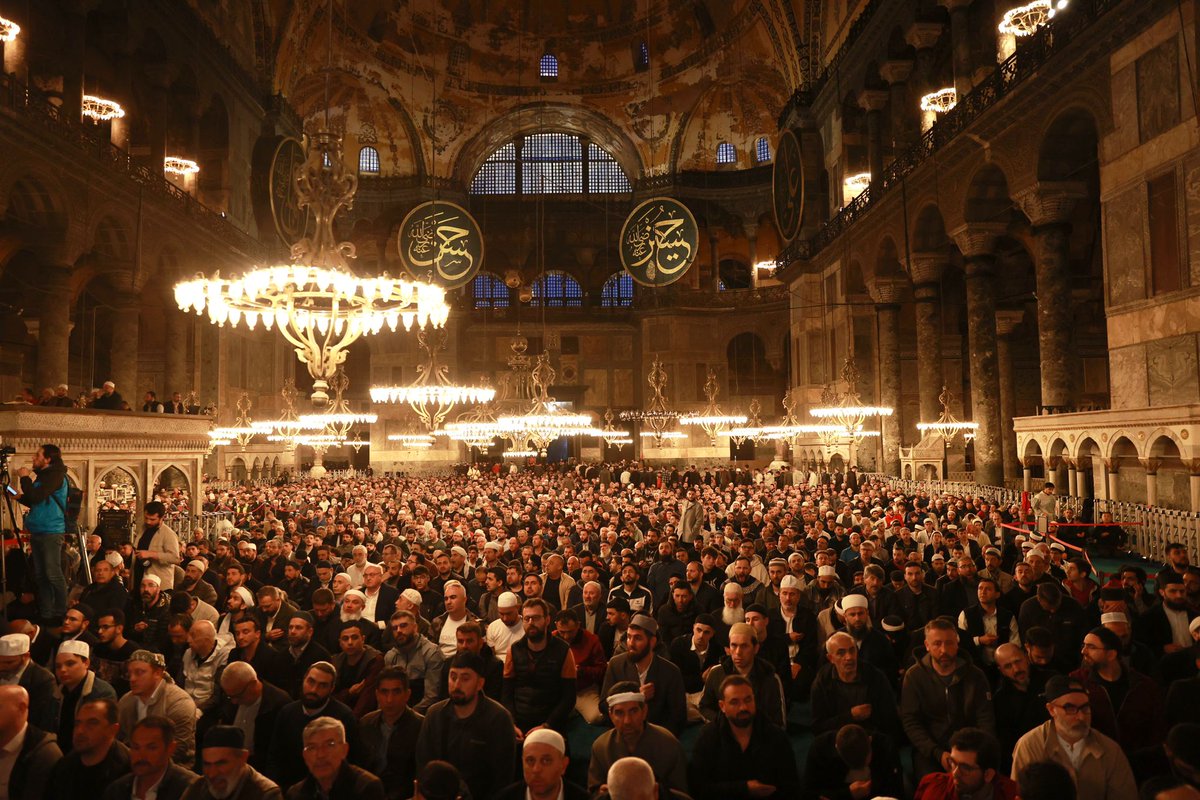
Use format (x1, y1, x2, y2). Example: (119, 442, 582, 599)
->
(163, 511, 236, 543)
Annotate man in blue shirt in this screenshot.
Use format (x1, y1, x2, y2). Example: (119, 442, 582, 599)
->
(16, 443, 69, 626)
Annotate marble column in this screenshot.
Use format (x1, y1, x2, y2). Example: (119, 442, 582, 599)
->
(952, 223, 1007, 487)
(1015, 181, 1088, 411)
(164, 310, 189, 398)
(61, 3, 91, 123)
(1066, 459, 1078, 497)
(872, 277, 906, 476)
(908, 253, 948, 426)
(938, 0, 976, 97)
(1141, 459, 1160, 506)
(858, 89, 890, 187)
(109, 291, 140, 399)
(1104, 459, 1119, 501)
(1188, 462, 1200, 512)
(33, 266, 73, 393)
(907, 22, 946, 96)
(880, 60, 915, 152)
(709, 232, 721, 293)
(995, 309, 1025, 484)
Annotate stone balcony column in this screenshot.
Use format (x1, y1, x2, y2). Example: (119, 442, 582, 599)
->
(1141, 458, 1160, 506)
(1104, 458, 1120, 501)
(907, 22, 946, 96)
(1187, 460, 1200, 512)
(109, 291, 140, 398)
(880, 60, 915, 152)
(1065, 457, 1079, 498)
(61, 1, 97, 122)
(938, 0, 976, 97)
(951, 223, 1007, 487)
(1015, 181, 1089, 411)
(871, 276, 908, 476)
(995, 309, 1025, 483)
(31, 266, 73, 392)
(164, 309, 189, 399)
(858, 89, 890, 187)
(709, 232, 721, 293)
(908, 252, 948, 425)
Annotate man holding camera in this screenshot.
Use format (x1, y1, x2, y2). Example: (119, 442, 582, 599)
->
(14, 443, 69, 626)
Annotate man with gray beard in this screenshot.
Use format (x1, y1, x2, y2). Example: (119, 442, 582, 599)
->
(182, 725, 279, 799)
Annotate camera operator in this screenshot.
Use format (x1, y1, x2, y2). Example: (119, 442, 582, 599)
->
(13, 443, 69, 626)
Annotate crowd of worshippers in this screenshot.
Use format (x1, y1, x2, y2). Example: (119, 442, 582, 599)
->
(2, 466, 1200, 800)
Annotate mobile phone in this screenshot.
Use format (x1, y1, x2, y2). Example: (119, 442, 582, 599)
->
(4, 485, 16, 496)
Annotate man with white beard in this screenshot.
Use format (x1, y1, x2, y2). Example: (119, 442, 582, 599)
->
(336, 589, 380, 648)
(721, 582, 746, 631)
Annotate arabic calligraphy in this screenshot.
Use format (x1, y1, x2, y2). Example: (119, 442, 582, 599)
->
(398, 201, 485, 289)
(269, 138, 311, 248)
(772, 129, 803, 243)
(619, 197, 699, 287)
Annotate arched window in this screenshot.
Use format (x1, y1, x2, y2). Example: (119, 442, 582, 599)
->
(471, 273, 510, 309)
(470, 135, 630, 195)
(635, 42, 650, 71)
(322, 152, 332, 168)
(540, 54, 559, 79)
(529, 271, 583, 307)
(755, 137, 771, 163)
(358, 146, 380, 175)
(716, 142, 737, 165)
(601, 272, 634, 308)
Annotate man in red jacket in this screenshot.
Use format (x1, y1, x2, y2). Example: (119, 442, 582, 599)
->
(554, 607, 607, 723)
(915, 727, 1018, 800)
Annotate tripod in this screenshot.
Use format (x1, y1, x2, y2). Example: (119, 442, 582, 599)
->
(0, 447, 23, 624)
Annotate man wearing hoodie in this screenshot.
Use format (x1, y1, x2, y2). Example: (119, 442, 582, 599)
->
(901, 618, 996, 779)
(15, 443, 70, 625)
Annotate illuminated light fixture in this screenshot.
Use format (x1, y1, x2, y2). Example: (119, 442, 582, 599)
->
(250, 379, 307, 450)
(81, 95, 125, 122)
(211, 394, 257, 450)
(0, 16, 20, 41)
(174, 131, 449, 404)
(725, 398, 767, 447)
(919, 88, 957, 114)
(843, 172, 871, 199)
(297, 370, 376, 447)
(498, 353, 601, 455)
(998, 0, 1057, 36)
(164, 156, 200, 176)
(809, 359, 893, 445)
(619, 357, 683, 447)
(678, 368, 747, 446)
(504, 450, 539, 458)
(916, 385, 979, 443)
(387, 433, 435, 449)
(601, 410, 634, 448)
(370, 330, 496, 430)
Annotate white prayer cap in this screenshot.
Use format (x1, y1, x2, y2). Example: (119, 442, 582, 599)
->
(142, 574, 162, 587)
(233, 586, 254, 607)
(0, 634, 29, 656)
(818, 565, 836, 578)
(58, 640, 90, 659)
(524, 729, 566, 754)
(780, 575, 803, 590)
(400, 589, 423, 605)
(497, 591, 521, 609)
(343, 589, 366, 602)
(104, 552, 124, 567)
(1100, 612, 1127, 626)
(841, 594, 868, 610)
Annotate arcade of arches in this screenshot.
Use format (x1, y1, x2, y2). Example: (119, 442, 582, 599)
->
(1, 0, 1199, 512)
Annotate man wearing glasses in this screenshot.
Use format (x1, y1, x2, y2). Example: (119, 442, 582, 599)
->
(913, 727, 1018, 800)
(1010, 674, 1137, 799)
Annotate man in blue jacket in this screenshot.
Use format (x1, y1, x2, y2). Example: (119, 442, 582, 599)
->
(16, 443, 69, 625)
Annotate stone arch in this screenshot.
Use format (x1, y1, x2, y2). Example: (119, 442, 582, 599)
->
(726, 332, 781, 396)
(1107, 433, 1141, 462)
(1037, 107, 1101, 184)
(911, 203, 949, 254)
(229, 456, 248, 483)
(1148, 431, 1184, 458)
(871, 235, 905, 283)
(95, 465, 141, 511)
(453, 104, 644, 187)
(89, 213, 135, 265)
(2, 172, 71, 233)
(153, 464, 191, 497)
(963, 163, 1014, 225)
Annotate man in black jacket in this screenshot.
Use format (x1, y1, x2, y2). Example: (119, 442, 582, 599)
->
(0, 632, 59, 733)
(599, 614, 687, 736)
(688, 675, 799, 799)
(503, 598, 577, 736)
(200, 662, 290, 772)
(268, 662, 365, 788)
(359, 667, 422, 799)
(285, 715, 384, 799)
(103, 715, 198, 800)
(810, 631, 903, 743)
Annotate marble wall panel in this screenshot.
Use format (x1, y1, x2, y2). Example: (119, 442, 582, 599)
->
(1109, 344, 1149, 409)
(1146, 332, 1199, 405)
(1137, 38, 1181, 143)
(1105, 185, 1148, 306)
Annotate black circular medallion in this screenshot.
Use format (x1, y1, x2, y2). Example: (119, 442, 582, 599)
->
(619, 196, 699, 288)
(398, 200, 485, 289)
(773, 128, 804, 244)
(268, 137, 311, 249)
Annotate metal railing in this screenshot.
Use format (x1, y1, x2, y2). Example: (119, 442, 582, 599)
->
(0, 72, 270, 262)
(868, 474, 1024, 508)
(163, 510, 236, 540)
(778, 0, 1128, 269)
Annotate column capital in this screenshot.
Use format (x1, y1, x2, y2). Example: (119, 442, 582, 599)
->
(1140, 458, 1161, 475)
(950, 222, 1008, 259)
(906, 21, 945, 50)
(857, 89, 890, 113)
(879, 60, 914, 85)
(995, 309, 1025, 336)
(870, 275, 909, 306)
(907, 251, 950, 286)
(1013, 181, 1089, 228)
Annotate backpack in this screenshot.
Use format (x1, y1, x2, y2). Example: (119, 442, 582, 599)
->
(53, 484, 84, 534)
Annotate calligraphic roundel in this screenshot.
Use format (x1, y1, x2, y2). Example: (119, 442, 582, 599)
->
(773, 128, 804, 244)
(269, 137, 312, 248)
(619, 197, 700, 288)
(398, 200, 486, 289)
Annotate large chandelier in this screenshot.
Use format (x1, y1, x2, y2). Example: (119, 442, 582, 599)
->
(499, 353, 597, 455)
(0, 16, 20, 41)
(843, 173, 871, 202)
(81, 95, 125, 122)
(370, 329, 496, 430)
(164, 156, 200, 176)
(998, 1, 1060, 36)
(299, 369, 377, 440)
(619, 356, 682, 447)
(920, 88, 957, 114)
(252, 378, 307, 450)
(679, 368, 747, 446)
(601, 410, 633, 449)
(387, 433, 435, 449)
(726, 398, 767, 448)
(917, 385, 978, 443)
(174, 130, 449, 404)
(211, 394, 257, 450)
(810, 358, 892, 444)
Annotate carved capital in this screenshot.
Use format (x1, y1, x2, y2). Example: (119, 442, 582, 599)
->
(1184, 458, 1200, 476)
(1140, 457, 1161, 475)
(879, 60, 914, 85)
(906, 22, 946, 51)
(907, 251, 949, 286)
(995, 309, 1025, 337)
(1014, 181, 1089, 228)
(950, 223, 1008, 259)
(869, 275, 909, 306)
(858, 89, 890, 113)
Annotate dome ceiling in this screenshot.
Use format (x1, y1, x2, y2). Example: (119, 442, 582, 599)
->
(191, 0, 808, 181)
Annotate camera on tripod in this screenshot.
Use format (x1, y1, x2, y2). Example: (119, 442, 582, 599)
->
(0, 445, 15, 457)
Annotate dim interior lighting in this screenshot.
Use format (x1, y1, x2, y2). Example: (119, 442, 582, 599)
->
(999, 0, 1059, 36)
(0, 16, 20, 42)
(81, 95, 125, 122)
(164, 156, 200, 176)
(919, 88, 957, 114)
(843, 173, 871, 198)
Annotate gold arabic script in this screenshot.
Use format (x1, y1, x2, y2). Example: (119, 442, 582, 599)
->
(624, 203, 693, 281)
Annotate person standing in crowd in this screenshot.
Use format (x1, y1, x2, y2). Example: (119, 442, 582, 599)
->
(14, 443, 70, 626)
